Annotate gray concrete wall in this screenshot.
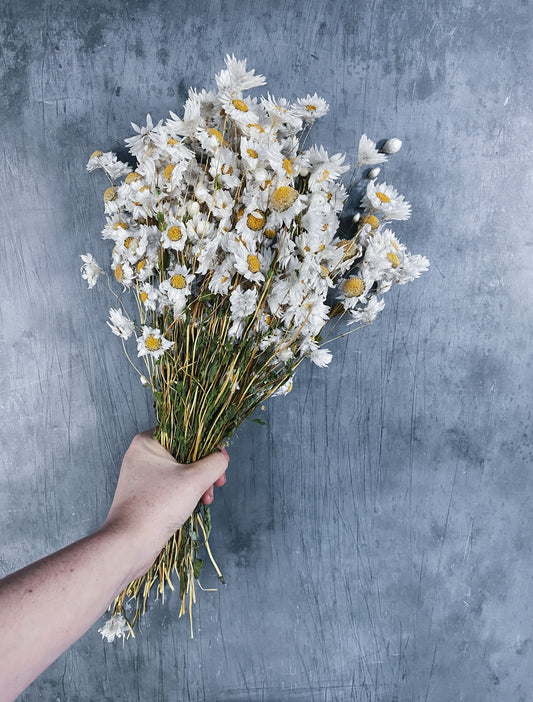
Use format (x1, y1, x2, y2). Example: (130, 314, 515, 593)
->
(1, 0, 532, 700)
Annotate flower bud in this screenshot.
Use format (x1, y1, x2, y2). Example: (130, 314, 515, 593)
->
(140, 375, 149, 386)
(195, 183, 208, 201)
(366, 167, 381, 179)
(188, 201, 200, 216)
(254, 167, 268, 182)
(380, 138, 402, 154)
(299, 168, 309, 177)
(352, 212, 361, 224)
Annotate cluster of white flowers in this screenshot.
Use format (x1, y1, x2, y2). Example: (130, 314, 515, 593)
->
(82, 55, 428, 382)
(98, 612, 129, 642)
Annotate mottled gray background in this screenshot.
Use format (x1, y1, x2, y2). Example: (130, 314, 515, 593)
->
(1, 0, 532, 700)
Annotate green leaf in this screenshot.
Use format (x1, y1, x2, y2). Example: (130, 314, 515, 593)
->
(179, 570, 188, 599)
(193, 558, 204, 579)
(203, 506, 212, 538)
(252, 418, 266, 426)
(157, 211, 167, 231)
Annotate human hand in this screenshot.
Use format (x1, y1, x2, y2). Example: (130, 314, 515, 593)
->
(102, 430, 229, 576)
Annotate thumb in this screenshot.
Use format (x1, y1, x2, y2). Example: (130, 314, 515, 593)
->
(186, 449, 229, 493)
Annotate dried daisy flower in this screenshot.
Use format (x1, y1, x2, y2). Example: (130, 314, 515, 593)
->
(98, 613, 130, 642)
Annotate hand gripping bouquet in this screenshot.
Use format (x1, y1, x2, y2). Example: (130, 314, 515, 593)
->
(81, 56, 429, 640)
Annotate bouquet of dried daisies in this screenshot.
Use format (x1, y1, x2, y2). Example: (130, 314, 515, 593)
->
(81, 55, 429, 640)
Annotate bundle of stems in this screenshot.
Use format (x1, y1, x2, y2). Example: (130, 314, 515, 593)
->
(111, 264, 306, 635)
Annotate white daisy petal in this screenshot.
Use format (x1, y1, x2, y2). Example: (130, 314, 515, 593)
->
(107, 308, 135, 339)
(80, 253, 103, 289)
(136, 326, 174, 359)
(357, 134, 388, 166)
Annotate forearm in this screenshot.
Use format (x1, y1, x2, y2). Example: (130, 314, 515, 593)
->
(0, 431, 228, 701)
(0, 525, 141, 702)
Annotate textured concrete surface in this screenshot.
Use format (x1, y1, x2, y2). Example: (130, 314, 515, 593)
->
(1, 0, 532, 700)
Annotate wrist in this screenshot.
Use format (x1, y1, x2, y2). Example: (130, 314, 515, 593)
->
(96, 520, 159, 585)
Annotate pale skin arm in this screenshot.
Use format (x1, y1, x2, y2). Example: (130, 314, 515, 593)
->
(0, 430, 229, 702)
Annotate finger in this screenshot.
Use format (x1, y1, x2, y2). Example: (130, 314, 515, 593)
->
(214, 471, 227, 487)
(139, 427, 157, 440)
(201, 486, 214, 505)
(193, 450, 229, 488)
(218, 445, 230, 462)
(136, 429, 178, 463)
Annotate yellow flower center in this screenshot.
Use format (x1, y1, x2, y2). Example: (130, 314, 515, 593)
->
(232, 98, 248, 112)
(124, 237, 134, 248)
(167, 138, 179, 145)
(167, 225, 183, 241)
(247, 254, 260, 273)
(163, 164, 175, 180)
(125, 172, 142, 184)
(90, 150, 103, 159)
(145, 335, 162, 351)
(271, 186, 298, 212)
(113, 221, 129, 230)
(282, 158, 293, 175)
(247, 148, 258, 159)
(207, 128, 227, 146)
(137, 260, 146, 272)
(246, 210, 266, 231)
(170, 274, 187, 289)
(140, 291, 148, 303)
(387, 252, 400, 268)
(264, 228, 276, 239)
(247, 122, 264, 133)
(376, 191, 391, 203)
(343, 277, 365, 298)
(139, 185, 151, 192)
(221, 164, 233, 175)
(236, 206, 245, 220)
(305, 104, 317, 111)
(104, 186, 117, 202)
(360, 214, 380, 230)
(317, 169, 330, 183)
(114, 264, 124, 282)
